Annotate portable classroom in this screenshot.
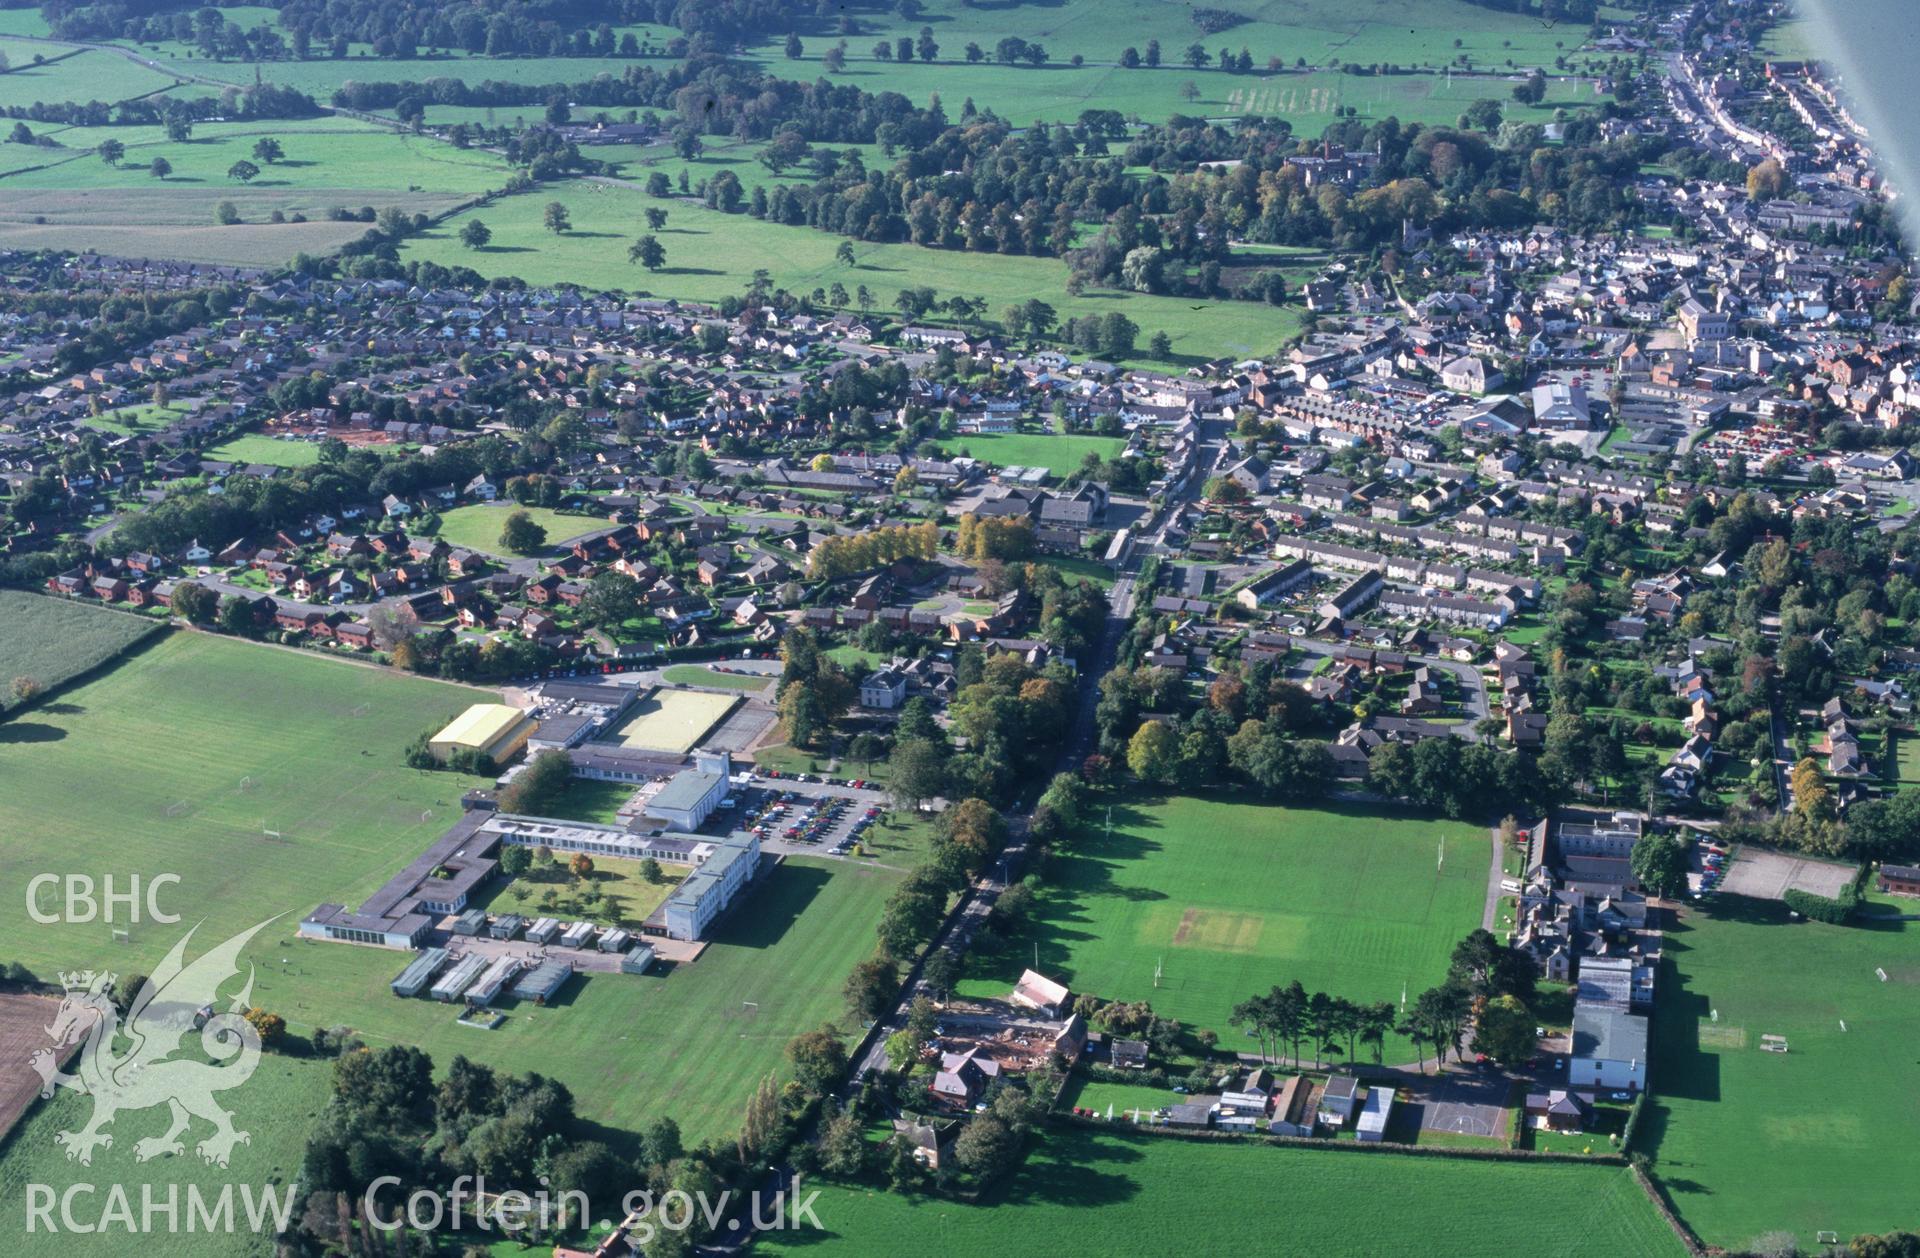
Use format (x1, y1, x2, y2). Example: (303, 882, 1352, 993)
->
(598, 927, 632, 953)
(489, 913, 527, 941)
(512, 958, 574, 1005)
(430, 953, 488, 1002)
(620, 944, 656, 975)
(451, 908, 488, 936)
(560, 921, 597, 949)
(465, 954, 524, 1006)
(526, 917, 561, 944)
(390, 946, 450, 998)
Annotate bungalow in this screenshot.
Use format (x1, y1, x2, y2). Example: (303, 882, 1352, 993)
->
(1009, 968, 1070, 1018)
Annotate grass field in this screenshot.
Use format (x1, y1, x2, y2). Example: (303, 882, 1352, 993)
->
(1643, 893, 1920, 1250)
(756, 1124, 1687, 1258)
(204, 433, 325, 467)
(402, 180, 1302, 362)
(0, 118, 506, 265)
(942, 432, 1125, 476)
(659, 664, 771, 692)
(954, 795, 1487, 1059)
(0, 45, 199, 111)
(477, 852, 685, 932)
(0, 632, 489, 973)
(423, 502, 608, 554)
(602, 688, 739, 753)
(0, 590, 163, 710)
(0, 1053, 331, 1257)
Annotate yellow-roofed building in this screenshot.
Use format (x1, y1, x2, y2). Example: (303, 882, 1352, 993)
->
(428, 703, 537, 767)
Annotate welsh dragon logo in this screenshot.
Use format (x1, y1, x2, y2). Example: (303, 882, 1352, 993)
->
(28, 919, 273, 1168)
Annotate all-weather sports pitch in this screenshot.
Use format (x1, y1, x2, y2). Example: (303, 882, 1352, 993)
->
(601, 688, 740, 754)
(955, 794, 1487, 1060)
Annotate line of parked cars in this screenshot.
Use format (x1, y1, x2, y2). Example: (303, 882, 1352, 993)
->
(1696, 837, 1730, 896)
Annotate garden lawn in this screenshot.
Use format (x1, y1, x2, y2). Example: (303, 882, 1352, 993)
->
(424, 502, 609, 555)
(941, 432, 1124, 476)
(403, 181, 1301, 363)
(0, 590, 162, 710)
(955, 795, 1487, 1059)
(204, 433, 325, 467)
(756, 1124, 1686, 1258)
(0, 631, 491, 974)
(1643, 893, 1920, 1251)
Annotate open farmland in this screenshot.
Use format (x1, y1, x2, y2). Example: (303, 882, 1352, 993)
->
(955, 795, 1487, 1059)
(0, 590, 162, 710)
(0, 1053, 330, 1258)
(1644, 893, 1920, 1251)
(0, 632, 489, 973)
(0, 118, 506, 265)
(405, 180, 1304, 362)
(756, 1125, 1687, 1258)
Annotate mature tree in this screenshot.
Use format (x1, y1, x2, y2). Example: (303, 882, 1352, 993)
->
(1475, 994, 1537, 1066)
(1629, 830, 1689, 898)
(1747, 158, 1787, 202)
(97, 138, 124, 166)
(627, 234, 666, 270)
(543, 201, 572, 234)
(952, 1115, 1020, 1179)
(835, 239, 857, 267)
(217, 594, 257, 635)
(226, 159, 259, 183)
(149, 155, 172, 179)
(499, 509, 547, 554)
(784, 1025, 848, 1094)
(499, 844, 531, 877)
(844, 956, 900, 1022)
(243, 1007, 287, 1047)
(172, 581, 217, 623)
(252, 137, 283, 163)
(459, 218, 492, 250)
(1126, 720, 1177, 783)
(10, 675, 44, 705)
(579, 571, 643, 629)
(889, 738, 946, 811)
(498, 749, 572, 813)
(644, 206, 668, 231)
(639, 857, 663, 883)
(214, 200, 241, 225)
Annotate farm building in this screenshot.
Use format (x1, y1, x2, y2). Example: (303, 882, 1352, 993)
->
(526, 917, 561, 944)
(654, 830, 761, 941)
(452, 909, 488, 936)
(428, 703, 537, 767)
(490, 914, 527, 941)
(1356, 1087, 1396, 1142)
(466, 955, 524, 1007)
(512, 958, 574, 1005)
(560, 921, 597, 949)
(620, 944, 656, 974)
(390, 947, 450, 998)
(430, 953, 488, 1002)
